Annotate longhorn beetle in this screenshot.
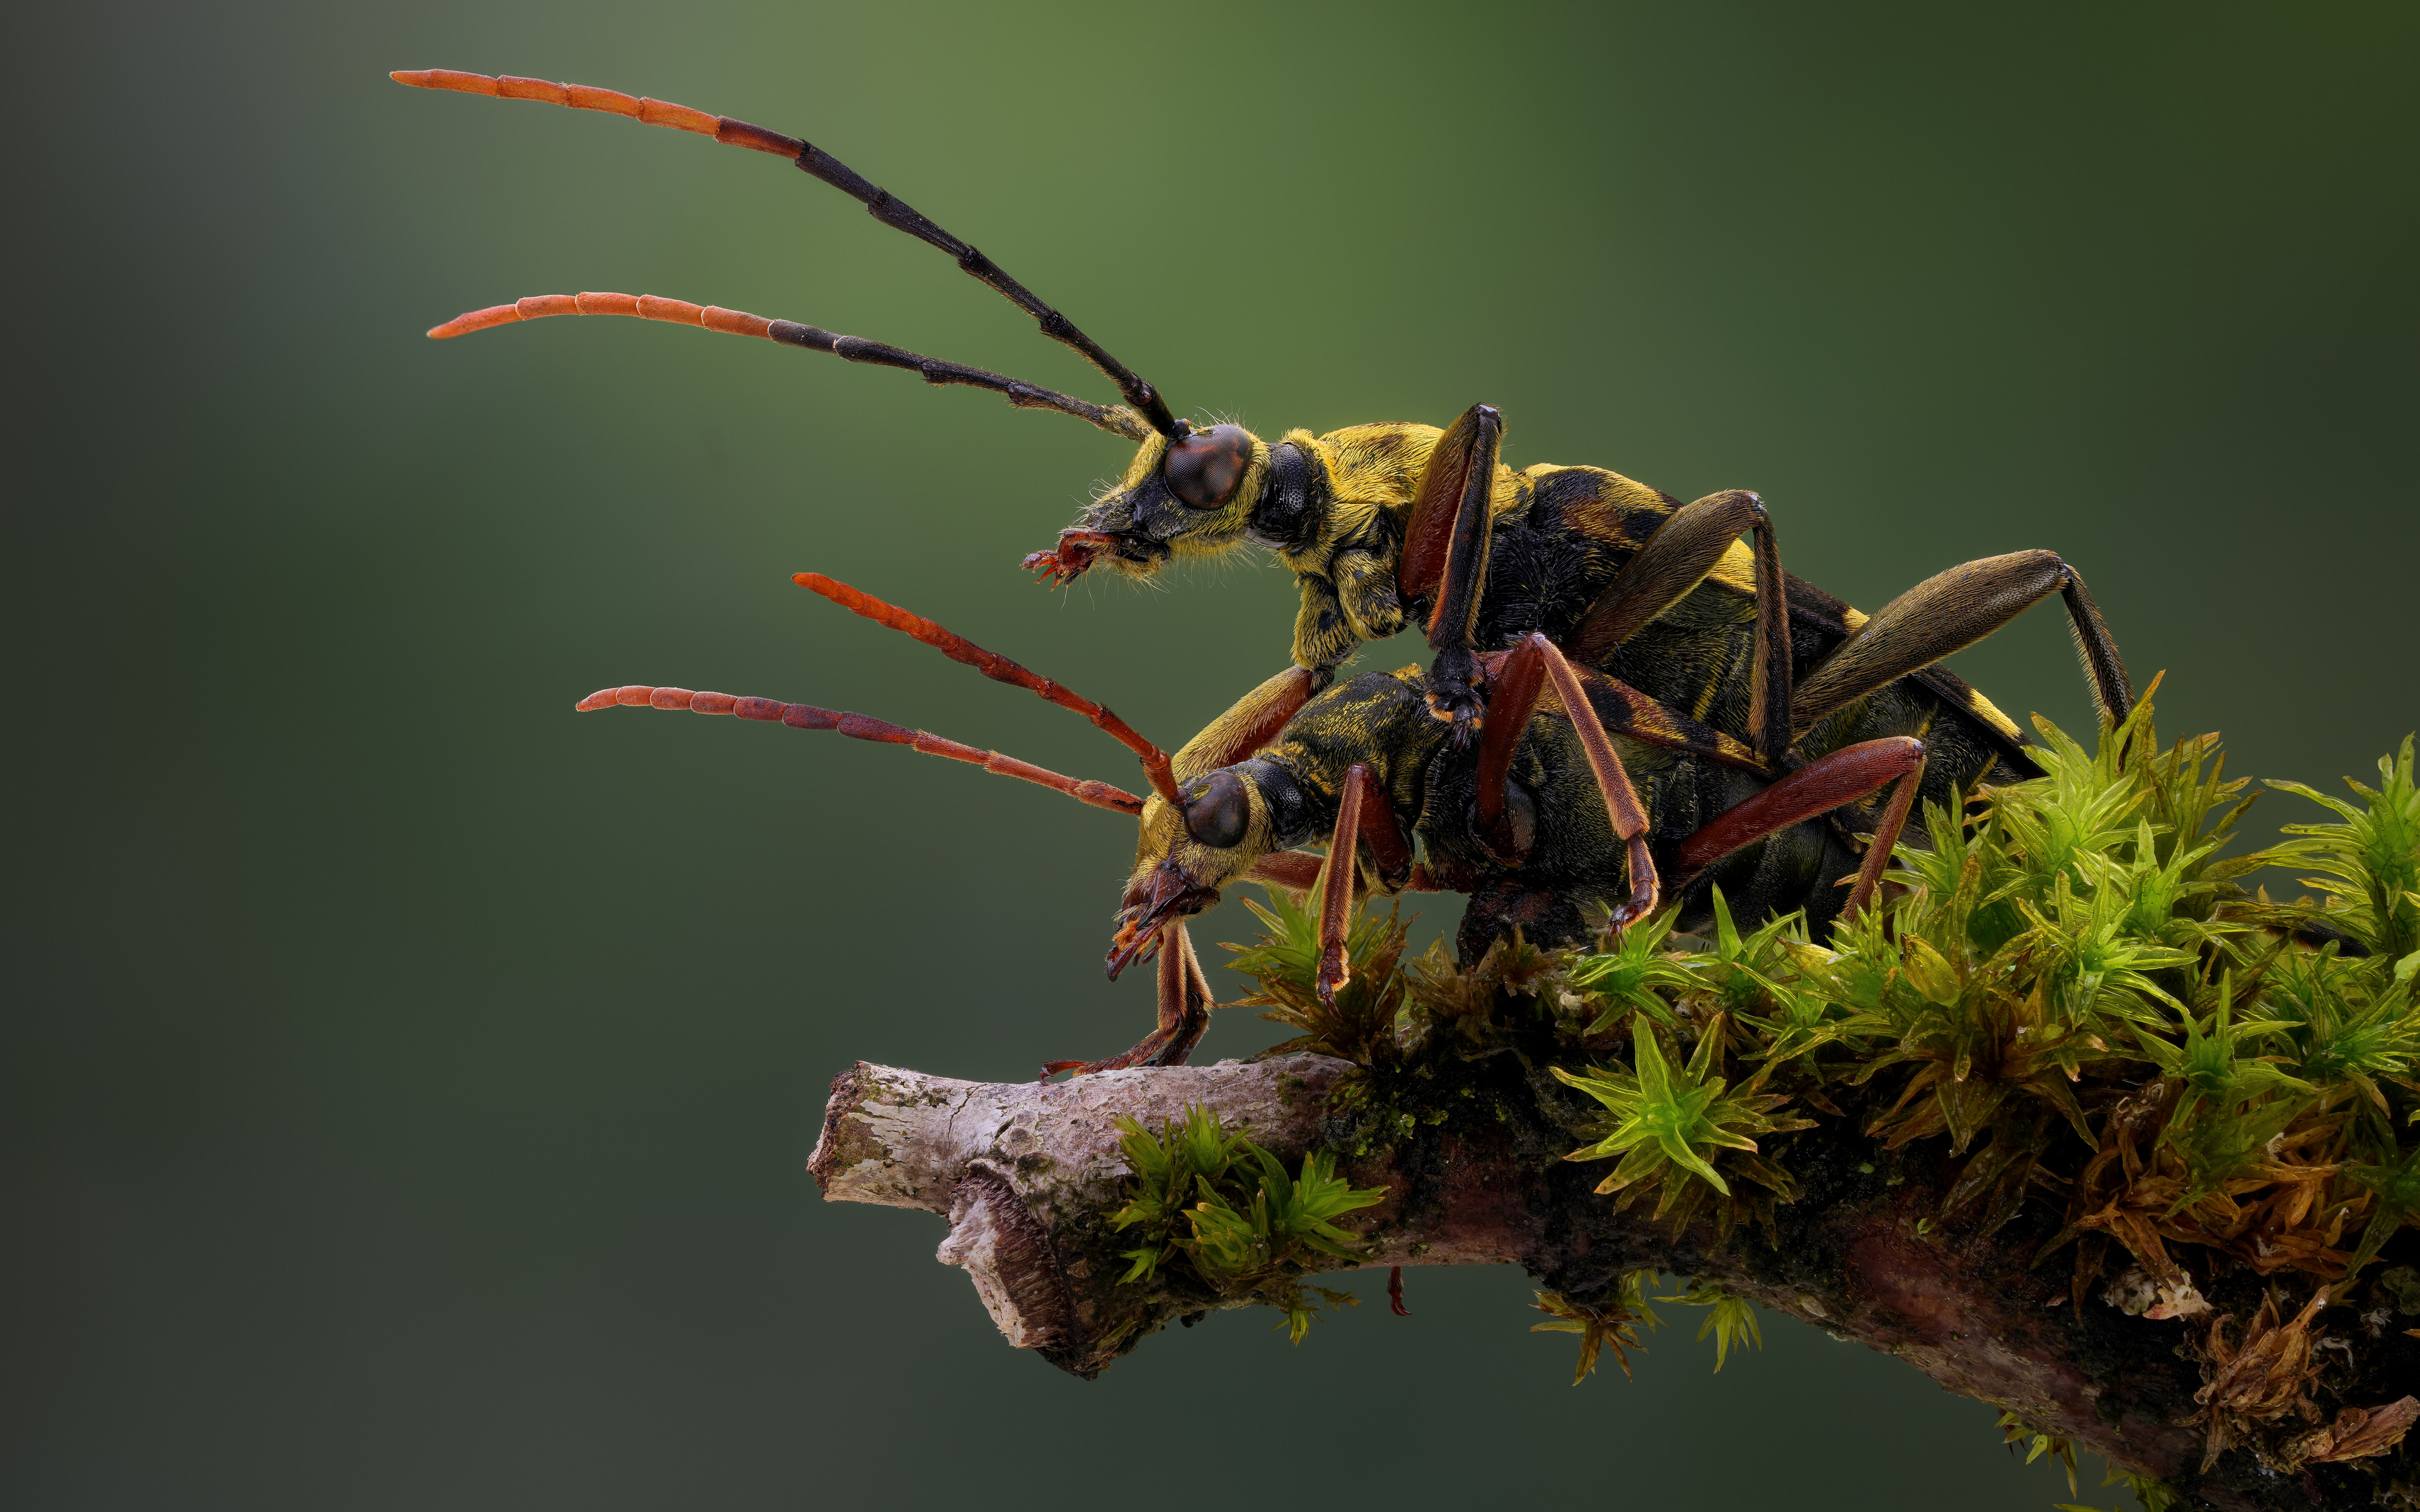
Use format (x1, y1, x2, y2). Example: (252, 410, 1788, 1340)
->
(395, 68, 2131, 769)
(398, 68, 2141, 1059)
(577, 563, 1966, 1080)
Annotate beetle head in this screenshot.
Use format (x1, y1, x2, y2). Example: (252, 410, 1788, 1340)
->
(1025, 424, 1267, 585)
(1104, 771, 1274, 977)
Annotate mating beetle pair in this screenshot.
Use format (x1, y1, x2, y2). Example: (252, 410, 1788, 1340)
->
(399, 67, 2134, 1074)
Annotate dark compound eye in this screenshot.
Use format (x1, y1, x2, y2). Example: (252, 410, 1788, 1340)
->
(1182, 770, 1250, 849)
(1163, 424, 1253, 510)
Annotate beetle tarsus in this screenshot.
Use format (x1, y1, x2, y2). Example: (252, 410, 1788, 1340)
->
(1426, 646, 1488, 747)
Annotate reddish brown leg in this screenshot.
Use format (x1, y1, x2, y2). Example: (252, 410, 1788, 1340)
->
(1397, 404, 1506, 739)
(1252, 848, 1439, 900)
(1388, 1265, 1411, 1316)
(1471, 636, 1551, 862)
(1842, 755, 1924, 920)
(1042, 919, 1213, 1080)
(1315, 764, 1377, 1007)
(1310, 765, 1414, 1008)
(1360, 791, 1415, 893)
(1565, 490, 1792, 770)
(1526, 636, 1661, 929)
(1671, 736, 1927, 918)
(1247, 849, 1328, 893)
(1173, 665, 1323, 782)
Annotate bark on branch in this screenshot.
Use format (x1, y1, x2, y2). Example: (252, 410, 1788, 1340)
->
(809, 1055, 2416, 1512)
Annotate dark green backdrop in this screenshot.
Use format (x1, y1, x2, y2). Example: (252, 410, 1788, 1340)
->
(8, 3, 2416, 1508)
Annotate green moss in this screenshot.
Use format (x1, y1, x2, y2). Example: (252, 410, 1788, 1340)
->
(1659, 1278, 1765, 1371)
(1531, 1271, 1660, 1383)
(1215, 685, 2420, 1450)
(1107, 1106, 1388, 1343)
(1553, 1018, 1811, 1239)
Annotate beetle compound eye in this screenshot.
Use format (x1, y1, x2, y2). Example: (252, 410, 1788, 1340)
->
(1182, 770, 1251, 848)
(1163, 424, 1253, 510)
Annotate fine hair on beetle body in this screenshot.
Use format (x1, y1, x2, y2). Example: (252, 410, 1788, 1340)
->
(398, 66, 2142, 1074)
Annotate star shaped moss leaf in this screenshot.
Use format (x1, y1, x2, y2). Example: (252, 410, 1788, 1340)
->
(1552, 1016, 1812, 1215)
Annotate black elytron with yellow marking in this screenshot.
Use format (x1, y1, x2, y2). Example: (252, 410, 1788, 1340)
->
(399, 67, 2139, 1065)
(1086, 405, 2135, 994)
(1126, 657, 1873, 965)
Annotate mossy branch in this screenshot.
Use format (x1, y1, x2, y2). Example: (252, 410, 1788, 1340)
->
(811, 692, 2420, 1512)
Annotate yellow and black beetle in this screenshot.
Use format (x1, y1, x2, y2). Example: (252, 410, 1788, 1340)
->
(398, 67, 2140, 1071)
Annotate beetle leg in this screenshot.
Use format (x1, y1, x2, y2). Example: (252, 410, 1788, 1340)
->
(1564, 489, 1792, 770)
(1042, 919, 1213, 1080)
(1521, 634, 1662, 928)
(1357, 779, 1416, 893)
(1311, 764, 1415, 1005)
(1315, 764, 1370, 1005)
(1790, 551, 2132, 742)
(1246, 849, 1329, 893)
(1397, 404, 1505, 743)
(1669, 736, 1928, 919)
(1172, 665, 1325, 784)
(1472, 635, 1550, 862)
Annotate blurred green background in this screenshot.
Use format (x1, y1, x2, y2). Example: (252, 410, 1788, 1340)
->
(7, 2, 2415, 1508)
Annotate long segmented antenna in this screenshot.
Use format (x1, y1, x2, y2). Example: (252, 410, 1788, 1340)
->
(574, 684, 1144, 815)
(425, 291, 1150, 440)
(793, 572, 1180, 803)
(392, 68, 1184, 438)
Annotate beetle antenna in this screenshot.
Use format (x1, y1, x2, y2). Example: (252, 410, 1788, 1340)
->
(574, 685, 1145, 815)
(426, 292, 1151, 440)
(393, 69, 1185, 438)
(792, 573, 1180, 804)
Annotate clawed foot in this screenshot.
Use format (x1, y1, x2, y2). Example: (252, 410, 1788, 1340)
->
(1425, 648, 1486, 747)
(1389, 1264, 1411, 1316)
(1038, 1024, 1199, 1083)
(1038, 1041, 1156, 1082)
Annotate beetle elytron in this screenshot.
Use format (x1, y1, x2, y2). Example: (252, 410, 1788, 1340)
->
(397, 67, 2137, 1071)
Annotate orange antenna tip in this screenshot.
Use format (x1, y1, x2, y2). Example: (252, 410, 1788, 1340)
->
(427, 303, 520, 339)
(390, 67, 720, 135)
(390, 68, 500, 96)
(575, 689, 619, 711)
(425, 292, 777, 342)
